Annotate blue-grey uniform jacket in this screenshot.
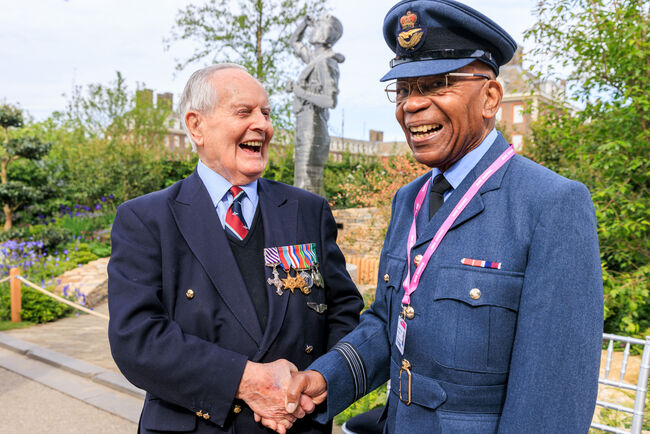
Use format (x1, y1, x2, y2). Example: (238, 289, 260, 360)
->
(310, 135, 604, 433)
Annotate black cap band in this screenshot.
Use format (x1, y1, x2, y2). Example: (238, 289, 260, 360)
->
(390, 49, 496, 70)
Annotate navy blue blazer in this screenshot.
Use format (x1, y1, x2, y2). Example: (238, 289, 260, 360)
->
(310, 135, 604, 433)
(107, 173, 363, 433)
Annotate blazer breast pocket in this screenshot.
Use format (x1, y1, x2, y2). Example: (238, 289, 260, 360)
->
(425, 266, 523, 374)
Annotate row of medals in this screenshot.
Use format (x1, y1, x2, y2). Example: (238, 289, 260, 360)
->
(268, 265, 324, 296)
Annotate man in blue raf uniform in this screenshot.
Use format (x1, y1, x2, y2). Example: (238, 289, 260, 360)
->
(285, 1, 604, 432)
(107, 64, 363, 433)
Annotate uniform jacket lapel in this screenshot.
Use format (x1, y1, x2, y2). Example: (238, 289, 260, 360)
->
(256, 179, 299, 357)
(168, 171, 264, 344)
(414, 135, 512, 250)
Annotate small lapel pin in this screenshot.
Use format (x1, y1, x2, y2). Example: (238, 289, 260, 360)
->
(307, 302, 327, 314)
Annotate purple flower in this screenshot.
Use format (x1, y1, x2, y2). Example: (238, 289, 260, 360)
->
(95, 204, 102, 210)
(108, 194, 114, 200)
(62, 284, 69, 297)
(101, 196, 106, 202)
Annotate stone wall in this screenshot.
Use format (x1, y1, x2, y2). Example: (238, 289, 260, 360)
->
(332, 207, 385, 285)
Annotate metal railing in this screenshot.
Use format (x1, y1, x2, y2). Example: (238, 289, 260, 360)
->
(591, 334, 650, 434)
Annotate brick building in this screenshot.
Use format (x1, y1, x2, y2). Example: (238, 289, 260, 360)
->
(496, 46, 565, 151)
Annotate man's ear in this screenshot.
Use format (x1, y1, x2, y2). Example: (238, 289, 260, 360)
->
(185, 111, 204, 147)
(482, 79, 503, 120)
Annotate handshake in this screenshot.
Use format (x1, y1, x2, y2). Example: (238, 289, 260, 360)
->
(236, 359, 328, 433)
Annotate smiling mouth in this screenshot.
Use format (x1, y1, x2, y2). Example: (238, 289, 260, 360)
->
(239, 141, 263, 152)
(409, 124, 442, 138)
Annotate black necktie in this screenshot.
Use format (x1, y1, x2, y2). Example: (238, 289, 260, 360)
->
(429, 174, 452, 219)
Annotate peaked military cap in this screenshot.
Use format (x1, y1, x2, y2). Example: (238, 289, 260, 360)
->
(380, 0, 517, 81)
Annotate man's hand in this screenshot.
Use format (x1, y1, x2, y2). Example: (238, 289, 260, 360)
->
(285, 370, 328, 414)
(237, 359, 302, 433)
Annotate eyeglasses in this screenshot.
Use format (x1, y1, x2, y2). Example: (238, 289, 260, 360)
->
(384, 73, 490, 103)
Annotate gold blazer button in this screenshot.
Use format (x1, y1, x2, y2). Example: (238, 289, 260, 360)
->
(414, 254, 423, 266)
(384, 274, 390, 282)
(186, 289, 195, 299)
(233, 405, 242, 414)
(469, 288, 482, 300)
(304, 345, 314, 354)
(202, 412, 210, 420)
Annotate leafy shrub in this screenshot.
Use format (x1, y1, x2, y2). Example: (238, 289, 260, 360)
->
(88, 241, 111, 258)
(0, 239, 99, 323)
(0, 286, 73, 323)
(334, 384, 388, 426)
(160, 157, 198, 188)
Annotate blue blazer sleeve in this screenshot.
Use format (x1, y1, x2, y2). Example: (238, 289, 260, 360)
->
(497, 181, 603, 432)
(108, 202, 248, 428)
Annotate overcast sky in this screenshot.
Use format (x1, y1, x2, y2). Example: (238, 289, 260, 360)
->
(0, 0, 537, 141)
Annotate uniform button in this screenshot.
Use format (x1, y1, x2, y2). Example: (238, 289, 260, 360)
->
(186, 289, 195, 299)
(202, 412, 210, 420)
(304, 345, 314, 354)
(414, 254, 423, 266)
(384, 274, 390, 282)
(196, 410, 203, 417)
(233, 405, 242, 414)
(469, 288, 481, 300)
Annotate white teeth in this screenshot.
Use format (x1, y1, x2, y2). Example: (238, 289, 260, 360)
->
(409, 124, 441, 134)
(241, 141, 262, 147)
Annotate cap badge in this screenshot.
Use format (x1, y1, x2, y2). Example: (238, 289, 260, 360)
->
(398, 11, 424, 50)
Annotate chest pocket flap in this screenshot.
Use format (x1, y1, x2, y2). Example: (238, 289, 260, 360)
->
(434, 266, 523, 312)
(379, 254, 407, 292)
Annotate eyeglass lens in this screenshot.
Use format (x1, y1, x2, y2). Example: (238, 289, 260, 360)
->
(385, 73, 488, 103)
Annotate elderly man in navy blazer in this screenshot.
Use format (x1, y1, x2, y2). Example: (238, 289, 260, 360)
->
(107, 63, 363, 433)
(285, 1, 604, 433)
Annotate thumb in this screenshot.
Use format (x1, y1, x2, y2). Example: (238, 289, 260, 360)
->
(285, 373, 309, 413)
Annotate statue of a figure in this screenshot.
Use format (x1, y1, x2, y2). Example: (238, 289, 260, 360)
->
(288, 15, 344, 196)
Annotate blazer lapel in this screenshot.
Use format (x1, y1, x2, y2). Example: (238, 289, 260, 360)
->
(413, 135, 512, 249)
(168, 172, 264, 344)
(256, 179, 298, 357)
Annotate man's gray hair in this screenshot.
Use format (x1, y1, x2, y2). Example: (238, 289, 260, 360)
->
(179, 63, 247, 152)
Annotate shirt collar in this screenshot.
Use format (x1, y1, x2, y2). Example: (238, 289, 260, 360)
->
(431, 128, 498, 190)
(196, 159, 259, 207)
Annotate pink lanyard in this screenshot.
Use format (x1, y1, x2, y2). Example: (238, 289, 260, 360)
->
(401, 147, 515, 305)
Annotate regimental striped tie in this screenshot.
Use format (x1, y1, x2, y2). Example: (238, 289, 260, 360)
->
(225, 186, 249, 241)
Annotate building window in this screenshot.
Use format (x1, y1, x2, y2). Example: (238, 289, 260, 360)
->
(513, 104, 524, 124)
(512, 134, 524, 151)
(496, 106, 502, 122)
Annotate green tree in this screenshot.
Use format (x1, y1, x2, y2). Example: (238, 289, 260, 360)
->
(50, 72, 173, 204)
(165, 0, 328, 127)
(63, 71, 172, 147)
(524, 0, 649, 335)
(0, 104, 51, 230)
